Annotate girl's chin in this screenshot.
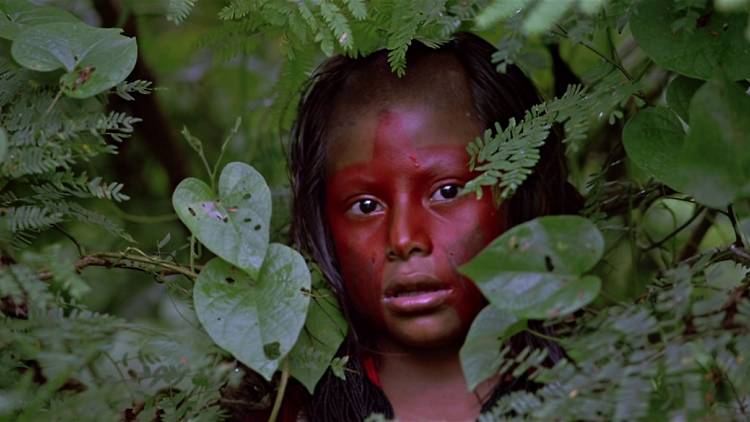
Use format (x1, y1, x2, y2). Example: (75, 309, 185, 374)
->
(380, 306, 469, 350)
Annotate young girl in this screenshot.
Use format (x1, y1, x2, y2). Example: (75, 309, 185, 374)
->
(288, 32, 580, 421)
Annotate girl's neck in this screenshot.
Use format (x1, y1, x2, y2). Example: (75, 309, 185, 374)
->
(374, 338, 497, 422)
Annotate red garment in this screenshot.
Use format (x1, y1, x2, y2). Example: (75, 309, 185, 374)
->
(362, 355, 381, 387)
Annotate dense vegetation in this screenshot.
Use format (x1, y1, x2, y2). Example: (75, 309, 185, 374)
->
(1, 0, 749, 420)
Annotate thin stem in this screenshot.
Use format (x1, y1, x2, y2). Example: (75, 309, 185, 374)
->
(107, 203, 178, 224)
(102, 351, 136, 403)
(45, 89, 63, 115)
(552, 25, 633, 81)
(643, 207, 705, 252)
(728, 205, 746, 248)
(53, 224, 85, 257)
(211, 117, 242, 192)
(268, 359, 290, 422)
(189, 235, 196, 274)
(525, 328, 562, 343)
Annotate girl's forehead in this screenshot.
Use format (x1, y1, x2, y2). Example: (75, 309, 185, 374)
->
(325, 102, 481, 172)
(325, 54, 480, 172)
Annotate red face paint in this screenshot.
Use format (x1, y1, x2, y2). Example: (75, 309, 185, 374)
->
(325, 105, 506, 348)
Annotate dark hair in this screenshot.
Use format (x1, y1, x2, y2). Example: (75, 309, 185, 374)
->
(288, 32, 580, 420)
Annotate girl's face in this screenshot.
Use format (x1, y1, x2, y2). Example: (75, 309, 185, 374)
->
(325, 101, 506, 349)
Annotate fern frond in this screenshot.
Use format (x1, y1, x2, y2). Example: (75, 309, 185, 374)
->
(0, 57, 27, 108)
(46, 202, 133, 242)
(464, 115, 550, 200)
(269, 46, 318, 131)
(0, 192, 18, 206)
(219, 0, 255, 21)
(386, 18, 417, 77)
(167, 0, 198, 25)
(491, 10, 525, 73)
(114, 80, 153, 101)
(4, 205, 64, 232)
(93, 112, 142, 143)
(320, 2, 353, 50)
(2, 145, 74, 177)
(30, 173, 130, 202)
(343, 0, 367, 20)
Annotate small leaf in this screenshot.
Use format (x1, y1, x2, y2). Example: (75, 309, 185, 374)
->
(460, 216, 604, 319)
(330, 356, 349, 381)
(157, 232, 171, 250)
(631, 1, 750, 80)
(193, 244, 311, 380)
(460, 306, 525, 390)
(173, 162, 272, 277)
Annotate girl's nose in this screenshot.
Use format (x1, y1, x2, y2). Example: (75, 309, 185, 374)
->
(386, 198, 433, 261)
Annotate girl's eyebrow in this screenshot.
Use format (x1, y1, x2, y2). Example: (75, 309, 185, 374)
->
(418, 153, 471, 178)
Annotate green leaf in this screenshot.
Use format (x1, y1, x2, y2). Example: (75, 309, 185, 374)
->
(0, 0, 78, 40)
(523, 0, 576, 35)
(459, 306, 525, 391)
(475, 0, 526, 29)
(678, 79, 750, 208)
(705, 261, 748, 290)
(10, 22, 137, 98)
(288, 270, 347, 393)
(172, 162, 271, 277)
(193, 244, 311, 380)
(460, 216, 604, 319)
(0, 127, 7, 164)
(666, 76, 704, 123)
(740, 217, 750, 246)
(330, 356, 349, 380)
(622, 106, 685, 190)
(631, 1, 750, 80)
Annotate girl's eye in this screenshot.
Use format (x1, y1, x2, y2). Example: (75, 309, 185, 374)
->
(350, 198, 383, 215)
(431, 184, 460, 202)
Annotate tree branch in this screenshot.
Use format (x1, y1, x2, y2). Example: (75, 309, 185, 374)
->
(37, 252, 199, 281)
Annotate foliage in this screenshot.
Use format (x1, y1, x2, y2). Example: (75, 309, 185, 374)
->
(0, 0, 749, 421)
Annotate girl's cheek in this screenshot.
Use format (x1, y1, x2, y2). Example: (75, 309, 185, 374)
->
(339, 248, 387, 328)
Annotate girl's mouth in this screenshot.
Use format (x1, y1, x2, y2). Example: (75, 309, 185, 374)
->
(383, 279, 453, 314)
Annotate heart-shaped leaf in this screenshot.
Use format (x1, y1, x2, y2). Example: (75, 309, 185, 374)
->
(459, 306, 525, 391)
(622, 106, 685, 190)
(631, 1, 750, 81)
(288, 268, 347, 393)
(677, 79, 750, 208)
(0, 0, 78, 40)
(194, 244, 311, 380)
(11, 22, 136, 98)
(460, 216, 603, 319)
(173, 162, 271, 277)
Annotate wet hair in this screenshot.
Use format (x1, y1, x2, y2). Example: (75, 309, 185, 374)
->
(288, 32, 581, 420)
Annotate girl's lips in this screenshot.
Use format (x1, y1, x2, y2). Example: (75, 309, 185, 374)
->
(383, 288, 453, 314)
